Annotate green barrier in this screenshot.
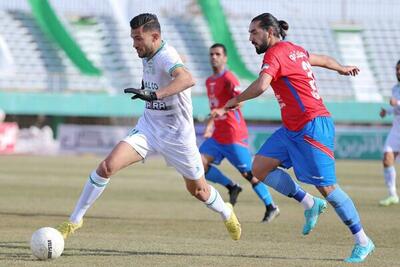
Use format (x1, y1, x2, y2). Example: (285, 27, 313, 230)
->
(198, 0, 257, 81)
(28, 0, 101, 75)
(248, 129, 388, 160)
(0, 91, 392, 124)
(335, 130, 387, 159)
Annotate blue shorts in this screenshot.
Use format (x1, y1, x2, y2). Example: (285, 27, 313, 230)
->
(199, 138, 252, 173)
(257, 116, 336, 186)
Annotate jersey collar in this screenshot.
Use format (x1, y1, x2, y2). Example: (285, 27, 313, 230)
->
(211, 68, 227, 80)
(147, 40, 166, 61)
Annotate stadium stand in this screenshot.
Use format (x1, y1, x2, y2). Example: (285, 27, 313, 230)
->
(362, 19, 400, 97)
(0, 0, 399, 101)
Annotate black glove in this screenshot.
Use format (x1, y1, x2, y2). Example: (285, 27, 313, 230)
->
(124, 88, 158, 101)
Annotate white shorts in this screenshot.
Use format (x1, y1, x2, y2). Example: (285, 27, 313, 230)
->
(383, 124, 400, 153)
(122, 125, 204, 180)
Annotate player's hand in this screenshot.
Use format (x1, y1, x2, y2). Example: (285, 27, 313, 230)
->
(124, 88, 158, 101)
(211, 108, 226, 118)
(203, 128, 213, 138)
(224, 97, 240, 111)
(389, 97, 398, 106)
(379, 108, 386, 118)
(338, 66, 360, 76)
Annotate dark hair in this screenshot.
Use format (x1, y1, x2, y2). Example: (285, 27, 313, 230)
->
(397, 59, 400, 66)
(251, 13, 289, 40)
(130, 13, 161, 33)
(210, 43, 227, 55)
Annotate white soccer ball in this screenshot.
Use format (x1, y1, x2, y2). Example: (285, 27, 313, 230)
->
(30, 227, 64, 260)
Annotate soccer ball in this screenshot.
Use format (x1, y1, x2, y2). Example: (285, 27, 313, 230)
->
(30, 227, 64, 260)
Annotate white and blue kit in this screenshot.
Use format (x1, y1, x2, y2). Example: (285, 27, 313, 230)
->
(384, 83, 400, 153)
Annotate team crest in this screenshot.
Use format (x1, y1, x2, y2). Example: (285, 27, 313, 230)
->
(261, 63, 269, 70)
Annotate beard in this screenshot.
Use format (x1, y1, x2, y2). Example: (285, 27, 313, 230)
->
(136, 47, 152, 58)
(255, 41, 268, 54)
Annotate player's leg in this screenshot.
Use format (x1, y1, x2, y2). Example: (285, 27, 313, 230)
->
(298, 117, 373, 262)
(184, 176, 241, 240)
(253, 127, 326, 233)
(253, 156, 325, 231)
(70, 141, 143, 221)
(242, 170, 280, 223)
(200, 138, 242, 205)
(380, 127, 399, 205)
(57, 130, 149, 239)
(164, 141, 241, 240)
(224, 143, 279, 222)
(380, 151, 399, 205)
(379, 135, 399, 205)
(317, 185, 374, 262)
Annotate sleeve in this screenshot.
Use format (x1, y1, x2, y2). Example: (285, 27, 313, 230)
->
(260, 51, 280, 80)
(386, 107, 394, 115)
(226, 72, 241, 97)
(159, 46, 185, 76)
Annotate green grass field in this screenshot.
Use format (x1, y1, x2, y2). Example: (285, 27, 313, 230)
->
(1, 155, 399, 267)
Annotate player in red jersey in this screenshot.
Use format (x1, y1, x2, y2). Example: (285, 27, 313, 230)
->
(200, 43, 279, 222)
(224, 13, 374, 263)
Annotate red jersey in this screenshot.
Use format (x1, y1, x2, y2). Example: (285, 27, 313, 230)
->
(260, 41, 330, 131)
(205, 70, 248, 145)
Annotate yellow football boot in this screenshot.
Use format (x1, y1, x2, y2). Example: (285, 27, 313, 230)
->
(56, 220, 83, 239)
(224, 203, 241, 241)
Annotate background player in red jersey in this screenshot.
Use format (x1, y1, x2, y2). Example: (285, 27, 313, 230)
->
(225, 13, 374, 263)
(200, 43, 280, 222)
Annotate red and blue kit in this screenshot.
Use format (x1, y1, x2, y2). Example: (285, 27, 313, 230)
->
(205, 70, 248, 145)
(258, 41, 336, 186)
(260, 41, 330, 131)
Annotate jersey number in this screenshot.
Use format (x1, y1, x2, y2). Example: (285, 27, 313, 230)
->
(301, 61, 320, 100)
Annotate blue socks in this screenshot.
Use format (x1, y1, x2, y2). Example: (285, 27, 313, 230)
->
(253, 182, 274, 206)
(263, 168, 305, 200)
(205, 165, 235, 187)
(326, 187, 362, 234)
(264, 168, 364, 235)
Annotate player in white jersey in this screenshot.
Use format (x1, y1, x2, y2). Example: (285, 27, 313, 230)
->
(379, 60, 400, 206)
(57, 13, 241, 241)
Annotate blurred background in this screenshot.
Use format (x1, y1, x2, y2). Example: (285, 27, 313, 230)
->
(0, 0, 398, 159)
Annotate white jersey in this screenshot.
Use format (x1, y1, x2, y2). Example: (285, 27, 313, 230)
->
(390, 83, 400, 120)
(123, 41, 204, 179)
(384, 83, 400, 152)
(138, 41, 195, 142)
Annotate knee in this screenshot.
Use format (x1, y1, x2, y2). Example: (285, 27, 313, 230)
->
(203, 163, 210, 173)
(185, 183, 195, 196)
(252, 163, 268, 180)
(383, 158, 393, 168)
(241, 171, 259, 184)
(187, 185, 208, 201)
(97, 160, 114, 178)
(201, 156, 210, 173)
(383, 152, 394, 167)
(316, 185, 336, 198)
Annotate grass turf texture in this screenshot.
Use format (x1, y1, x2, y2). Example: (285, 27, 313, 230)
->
(0, 155, 399, 266)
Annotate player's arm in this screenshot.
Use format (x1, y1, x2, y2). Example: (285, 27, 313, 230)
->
(308, 53, 359, 76)
(380, 93, 399, 117)
(390, 97, 400, 106)
(224, 73, 272, 109)
(203, 116, 214, 138)
(155, 67, 195, 99)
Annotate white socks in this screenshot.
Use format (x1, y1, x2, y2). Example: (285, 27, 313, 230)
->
(300, 193, 315, 210)
(204, 185, 231, 220)
(69, 170, 109, 224)
(353, 228, 369, 247)
(384, 166, 397, 197)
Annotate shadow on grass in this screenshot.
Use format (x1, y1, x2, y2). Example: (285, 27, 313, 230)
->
(0, 241, 342, 262)
(0, 211, 124, 220)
